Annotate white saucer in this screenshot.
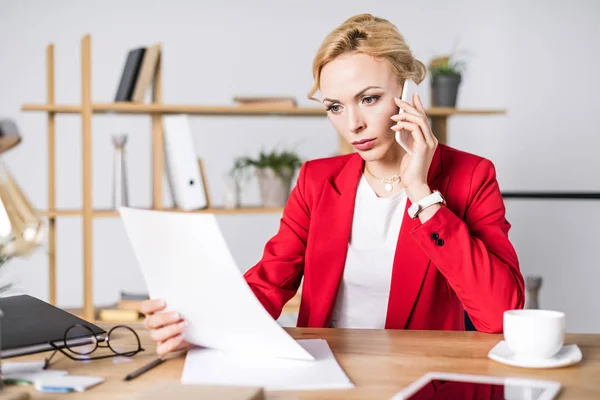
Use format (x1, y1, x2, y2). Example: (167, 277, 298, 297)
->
(488, 340, 582, 369)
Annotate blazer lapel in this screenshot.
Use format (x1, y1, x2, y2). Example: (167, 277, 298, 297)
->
(385, 146, 448, 329)
(309, 154, 364, 327)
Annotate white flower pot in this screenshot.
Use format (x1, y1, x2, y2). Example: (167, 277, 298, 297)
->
(255, 167, 293, 208)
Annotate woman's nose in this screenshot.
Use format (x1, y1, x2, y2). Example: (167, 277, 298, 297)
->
(347, 108, 366, 134)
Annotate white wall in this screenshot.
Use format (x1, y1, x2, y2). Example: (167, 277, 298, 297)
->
(1, 0, 599, 332)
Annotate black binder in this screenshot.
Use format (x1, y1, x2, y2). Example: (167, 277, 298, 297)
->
(0, 295, 106, 358)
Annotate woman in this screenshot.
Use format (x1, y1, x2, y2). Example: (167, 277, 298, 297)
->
(141, 13, 524, 356)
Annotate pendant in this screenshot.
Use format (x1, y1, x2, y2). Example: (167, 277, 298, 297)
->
(384, 183, 393, 192)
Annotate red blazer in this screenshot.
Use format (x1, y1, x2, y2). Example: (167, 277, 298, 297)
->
(243, 144, 524, 333)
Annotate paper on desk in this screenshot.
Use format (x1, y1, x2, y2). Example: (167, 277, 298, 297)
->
(181, 338, 354, 391)
(118, 207, 313, 361)
(2, 370, 68, 384)
(1, 361, 46, 374)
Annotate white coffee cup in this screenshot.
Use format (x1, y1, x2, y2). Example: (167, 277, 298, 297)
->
(503, 309, 565, 359)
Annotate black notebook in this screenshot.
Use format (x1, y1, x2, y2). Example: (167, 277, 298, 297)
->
(114, 47, 146, 102)
(0, 294, 106, 358)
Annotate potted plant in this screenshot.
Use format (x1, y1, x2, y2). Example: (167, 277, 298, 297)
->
(231, 149, 303, 208)
(429, 54, 466, 107)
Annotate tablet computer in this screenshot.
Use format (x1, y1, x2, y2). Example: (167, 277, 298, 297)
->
(391, 372, 561, 400)
(0, 295, 106, 358)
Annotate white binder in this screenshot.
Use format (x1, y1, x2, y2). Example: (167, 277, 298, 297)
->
(162, 115, 208, 210)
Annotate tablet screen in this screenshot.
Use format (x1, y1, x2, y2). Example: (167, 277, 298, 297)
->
(392, 372, 561, 400)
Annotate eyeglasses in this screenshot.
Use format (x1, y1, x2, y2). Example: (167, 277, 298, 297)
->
(44, 324, 144, 368)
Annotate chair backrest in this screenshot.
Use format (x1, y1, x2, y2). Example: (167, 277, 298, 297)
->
(464, 310, 476, 331)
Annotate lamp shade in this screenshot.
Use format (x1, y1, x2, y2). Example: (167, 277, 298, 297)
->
(0, 120, 22, 154)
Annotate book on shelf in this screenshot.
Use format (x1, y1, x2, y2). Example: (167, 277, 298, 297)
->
(118, 290, 148, 311)
(131, 44, 161, 103)
(233, 96, 297, 108)
(96, 290, 149, 322)
(115, 47, 146, 102)
(120, 290, 150, 301)
(97, 308, 142, 322)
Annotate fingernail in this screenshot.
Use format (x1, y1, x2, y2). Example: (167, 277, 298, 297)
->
(158, 299, 165, 307)
(394, 97, 401, 101)
(179, 320, 188, 328)
(171, 312, 180, 321)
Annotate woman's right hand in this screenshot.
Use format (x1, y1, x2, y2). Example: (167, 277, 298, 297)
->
(140, 299, 191, 357)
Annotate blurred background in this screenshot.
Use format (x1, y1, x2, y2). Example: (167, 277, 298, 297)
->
(1, 0, 599, 332)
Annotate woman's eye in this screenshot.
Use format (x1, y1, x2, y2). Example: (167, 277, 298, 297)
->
(363, 95, 380, 105)
(326, 104, 341, 113)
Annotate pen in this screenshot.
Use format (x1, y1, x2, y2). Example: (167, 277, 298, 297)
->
(123, 358, 165, 381)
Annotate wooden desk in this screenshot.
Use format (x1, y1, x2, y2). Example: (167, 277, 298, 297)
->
(4, 324, 600, 399)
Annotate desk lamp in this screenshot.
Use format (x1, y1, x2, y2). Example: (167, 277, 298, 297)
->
(0, 119, 45, 259)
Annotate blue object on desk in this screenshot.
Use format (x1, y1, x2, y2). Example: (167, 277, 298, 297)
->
(34, 375, 105, 392)
(38, 386, 74, 393)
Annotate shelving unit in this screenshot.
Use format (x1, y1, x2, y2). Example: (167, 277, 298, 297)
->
(39, 206, 285, 219)
(20, 34, 506, 322)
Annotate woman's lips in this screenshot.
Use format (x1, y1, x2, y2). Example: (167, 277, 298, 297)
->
(352, 138, 376, 151)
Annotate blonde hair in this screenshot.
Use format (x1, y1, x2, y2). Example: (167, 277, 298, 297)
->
(307, 13, 427, 101)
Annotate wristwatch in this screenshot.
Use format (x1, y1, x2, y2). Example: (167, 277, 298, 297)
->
(408, 190, 446, 219)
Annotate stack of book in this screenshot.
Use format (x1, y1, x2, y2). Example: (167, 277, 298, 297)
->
(114, 44, 161, 103)
(97, 291, 149, 322)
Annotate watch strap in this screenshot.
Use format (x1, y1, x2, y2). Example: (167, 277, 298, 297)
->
(408, 190, 445, 219)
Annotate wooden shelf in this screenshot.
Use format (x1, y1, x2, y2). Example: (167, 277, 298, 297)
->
(21, 104, 83, 113)
(22, 103, 326, 116)
(40, 206, 284, 218)
(426, 107, 506, 116)
(21, 103, 506, 117)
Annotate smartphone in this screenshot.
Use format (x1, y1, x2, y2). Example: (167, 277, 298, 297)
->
(395, 79, 420, 155)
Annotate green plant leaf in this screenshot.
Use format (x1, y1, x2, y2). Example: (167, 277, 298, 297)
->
(429, 54, 466, 80)
(231, 148, 303, 180)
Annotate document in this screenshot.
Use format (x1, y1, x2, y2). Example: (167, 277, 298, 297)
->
(181, 339, 354, 391)
(118, 207, 313, 361)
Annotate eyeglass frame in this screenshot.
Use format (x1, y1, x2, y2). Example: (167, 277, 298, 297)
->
(44, 324, 145, 369)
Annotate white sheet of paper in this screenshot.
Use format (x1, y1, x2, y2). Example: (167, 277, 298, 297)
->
(181, 339, 354, 391)
(118, 207, 313, 361)
(2, 370, 68, 383)
(1, 361, 46, 374)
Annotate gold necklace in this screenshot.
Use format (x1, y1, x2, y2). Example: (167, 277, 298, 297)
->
(364, 167, 401, 192)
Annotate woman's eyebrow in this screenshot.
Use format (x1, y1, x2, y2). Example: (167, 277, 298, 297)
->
(322, 85, 384, 104)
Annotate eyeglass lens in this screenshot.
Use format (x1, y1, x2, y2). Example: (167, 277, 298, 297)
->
(65, 324, 98, 355)
(107, 326, 141, 356)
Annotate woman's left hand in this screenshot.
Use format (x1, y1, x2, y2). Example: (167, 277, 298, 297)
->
(391, 93, 438, 202)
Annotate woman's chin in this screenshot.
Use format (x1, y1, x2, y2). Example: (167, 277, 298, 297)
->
(356, 145, 390, 162)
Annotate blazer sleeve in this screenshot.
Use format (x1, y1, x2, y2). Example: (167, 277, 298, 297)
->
(242, 162, 310, 320)
(410, 158, 525, 333)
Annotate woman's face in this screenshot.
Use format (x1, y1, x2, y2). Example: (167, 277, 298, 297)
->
(319, 53, 403, 162)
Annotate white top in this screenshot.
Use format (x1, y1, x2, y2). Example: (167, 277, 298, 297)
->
(330, 175, 408, 329)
